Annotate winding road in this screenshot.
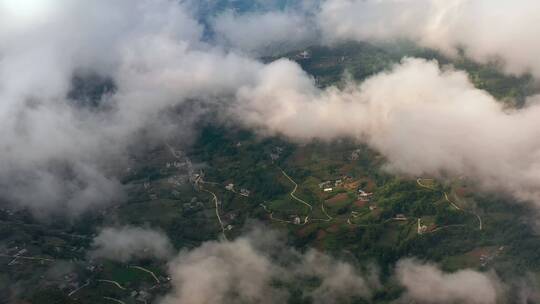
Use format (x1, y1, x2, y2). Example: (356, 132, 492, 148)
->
(103, 297, 126, 304)
(98, 279, 126, 290)
(444, 192, 463, 211)
(447, 192, 483, 230)
(68, 280, 90, 297)
(320, 202, 333, 221)
(129, 266, 160, 284)
(418, 178, 483, 231)
(201, 188, 228, 240)
(279, 168, 313, 211)
(416, 178, 436, 190)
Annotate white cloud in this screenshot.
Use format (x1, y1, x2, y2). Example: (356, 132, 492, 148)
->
(0, 0, 261, 216)
(317, 0, 540, 77)
(211, 10, 317, 56)
(396, 259, 500, 304)
(233, 57, 540, 205)
(161, 228, 376, 304)
(3, 0, 540, 218)
(90, 226, 174, 262)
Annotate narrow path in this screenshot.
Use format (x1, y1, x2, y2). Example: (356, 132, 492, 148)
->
(129, 266, 160, 284)
(475, 213, 483, 230)
(426, 224, 467, 234)
(103, 297, 126, 304)
(202, 188, 228, 240)
(279, 168, 313, 211)
(0, 221, 92, 240)
(259, 203, 308, 225)
(346, 216, 373, 227)
(1, 254, 54, 263)
(416, 178, 436, 190)
(449, 192, 483, 230)
(417, 177, 482, 231)
(320, 202, 333, 222)
(165, 142, 182, 159)
(444, 192, 463, 211)
(98, 279, 126, 290)
(68, 280, 90, 297)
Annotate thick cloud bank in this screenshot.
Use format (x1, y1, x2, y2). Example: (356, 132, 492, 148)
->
(208, 0, 540, 78)
(89, 226, 174, 262)
(159, 228, 502, 304)
(161, 229, 377, 304)
(0, 0, 261, 216)
(211, 10, 317, 56)
(396, 259, 500, 304)
(234, 57, 540, 204)
(3, 0, 540, 217)
(317, 0, 540, 77)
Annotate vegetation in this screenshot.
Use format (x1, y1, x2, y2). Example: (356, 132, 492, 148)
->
(3, 41, 539, 303)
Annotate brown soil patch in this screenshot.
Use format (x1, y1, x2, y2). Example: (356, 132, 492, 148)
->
(316, 229, 328, 240)
(296, 223, 318, 238)
(467, 247, 492, 258)
(344, 180, 361, 190)
(455, 187, 469, 197)
(326, 193, 349, 205)
(365, 180, 377, 192)
(354, 200, 368, 208)
(326, 223, 341, 233)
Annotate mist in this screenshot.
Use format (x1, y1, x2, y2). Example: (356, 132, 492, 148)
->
(0, 0, 263, 216)
(159, 227, 503, 304)
(317, 0, 540, 78)
(89, 226, 174, 262)
(2, 0, 540, 218)
(396, 259, 500, 304)
(160, 227, 378, 304)
(230, 57, 540, 205)
(3, 1, 540, 303)
(211, 10, 317, 56)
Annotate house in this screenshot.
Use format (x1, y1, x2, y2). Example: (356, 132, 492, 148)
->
(394, 214, 407, 221)
(417, 219, 428, 234)
(358, 189, 373, 196)
(270, 147, 284, 161)
(319, 181, 332, 189)
(349, 149, 362, 161)
(240, 188, 250, 197)
(225, 184, 234, 191)
(298, 50, 311, 60)
(323, 188, 333, 192)
(137, 291, 151, 302)
(357, 189, 373, 201)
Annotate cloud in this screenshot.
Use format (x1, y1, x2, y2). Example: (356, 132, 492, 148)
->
(297, 250, 379, 304)
(395, 259, 500, 304)
(211, 10, 317, 56)
(317, 0, 540, 77)
(89, 226, 174, 262)
(159, 227, 507, 303)
(232, 57, 540, 204)
(160, 228, 377, 304)
(3, 0, 540, 219)
(161, 237, 283, 304)
(0, 0, 263, 217)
